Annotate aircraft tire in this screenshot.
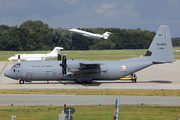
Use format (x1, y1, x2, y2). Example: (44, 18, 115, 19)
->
(77, 81, 82, 84)
(87, 81, 91, 84)
(76, 82, 82, 84)
(75, 80, 80, 84)
(19, 80, 24, 84)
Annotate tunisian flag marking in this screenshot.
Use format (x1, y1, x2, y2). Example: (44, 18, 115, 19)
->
(121, 65, 126, 70)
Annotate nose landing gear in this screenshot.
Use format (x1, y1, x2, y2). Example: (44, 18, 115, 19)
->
(17, 77, 24, 84)
(19, 80, 24, 84)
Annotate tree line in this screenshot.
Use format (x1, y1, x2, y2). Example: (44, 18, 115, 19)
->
(0, 20, 179, 51)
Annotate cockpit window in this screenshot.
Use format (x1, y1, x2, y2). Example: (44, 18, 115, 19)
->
(13, 63, 20, 68)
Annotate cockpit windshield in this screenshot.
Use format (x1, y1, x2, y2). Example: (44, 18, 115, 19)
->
(12, 63, 20, 68)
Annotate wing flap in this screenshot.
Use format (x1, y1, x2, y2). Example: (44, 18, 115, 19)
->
(67, 62, 107, 74)
(80, 63, 102, 68)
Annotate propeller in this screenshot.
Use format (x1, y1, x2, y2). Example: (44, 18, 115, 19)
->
(57, 54, 61, 61)
(60, 55, 67, 74)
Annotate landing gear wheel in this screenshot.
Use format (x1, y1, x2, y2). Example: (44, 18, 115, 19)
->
(19, 80, 24, 84)
(87, 81, 92, 84)
(76, 81, 82, 84)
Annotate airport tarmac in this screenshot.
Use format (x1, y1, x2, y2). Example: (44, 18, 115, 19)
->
(0, 61, 180, 89)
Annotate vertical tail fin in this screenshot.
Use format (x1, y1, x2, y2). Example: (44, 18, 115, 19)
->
(145, 25, 174, 63)
(49, 47, 64, 54)
(103, 32, 112, 39)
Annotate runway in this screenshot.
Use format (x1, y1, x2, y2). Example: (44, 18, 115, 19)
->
(0, 61, 180, 89)
(1, 94, 180, 106)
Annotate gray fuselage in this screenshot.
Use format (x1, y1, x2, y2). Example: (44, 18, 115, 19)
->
(4, 56, 153, 82)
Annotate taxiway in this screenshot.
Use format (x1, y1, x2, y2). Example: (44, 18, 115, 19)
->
(1, 94, 180, 106)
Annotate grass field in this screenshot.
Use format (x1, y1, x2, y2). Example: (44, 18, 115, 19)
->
(0, 48, 180, 61)
(1, 48, 180, 55)
(0, 105, 180, 120)
(1, 89, 180, 96)
(0, 49, 147, 55)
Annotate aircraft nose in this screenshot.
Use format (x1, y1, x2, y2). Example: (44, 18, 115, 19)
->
(4, 70, 12, 78)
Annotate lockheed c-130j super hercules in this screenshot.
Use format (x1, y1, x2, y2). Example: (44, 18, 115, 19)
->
(4, 25, 174, 84)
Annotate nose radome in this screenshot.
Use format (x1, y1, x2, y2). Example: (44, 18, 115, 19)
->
(4, 70, 11, 78)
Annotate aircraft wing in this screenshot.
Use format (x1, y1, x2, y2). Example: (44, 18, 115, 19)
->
(67, 62, 107, 74)
(80, 63, 102, 68)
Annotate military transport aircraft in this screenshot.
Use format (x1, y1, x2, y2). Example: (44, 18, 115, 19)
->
(4, 25, 174, 84)
(8, 47, 63, 61)
(68, 28, 112, 39)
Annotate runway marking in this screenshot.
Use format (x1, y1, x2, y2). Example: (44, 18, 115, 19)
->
(0, 61, 9, 76)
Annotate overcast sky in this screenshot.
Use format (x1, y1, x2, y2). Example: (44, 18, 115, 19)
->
(0, 0, 179, 37)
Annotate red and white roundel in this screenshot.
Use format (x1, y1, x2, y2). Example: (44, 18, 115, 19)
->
(121, 65, 126, 70)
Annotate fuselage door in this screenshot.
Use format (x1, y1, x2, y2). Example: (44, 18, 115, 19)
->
(26, 72, 32, 80)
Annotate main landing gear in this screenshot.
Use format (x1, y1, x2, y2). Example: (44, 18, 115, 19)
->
(76, 80, 93, 84)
